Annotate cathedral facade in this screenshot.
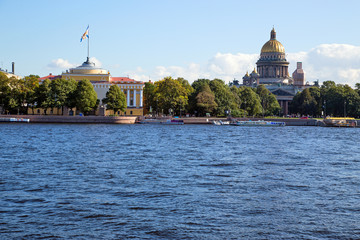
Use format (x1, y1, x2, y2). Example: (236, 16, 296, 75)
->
(256, 28, 292, 85)
(241, 28, 308, 116)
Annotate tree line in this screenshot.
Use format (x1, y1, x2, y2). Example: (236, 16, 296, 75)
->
(290, 81, 360, 118)
(0, 73, 99, 115)
(144, 77, 280, 117)
(0, 72, 128, 115)
(2, 71, 360, 118)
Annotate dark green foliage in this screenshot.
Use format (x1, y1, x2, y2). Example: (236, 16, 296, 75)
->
(36, 79, 52, 114)
(143, 82, 156, 113)
(290, 82, 360, 117)
(154, 77, 192, 116)
(237, 86, 262, 117)
(209, 79, 235, 116)
(73, 79, 98, 114)
(50, 78, 78, 114)
(195, 84, 217, 116)
(102, 85, 127, 113)
(256, 85, 281, 116)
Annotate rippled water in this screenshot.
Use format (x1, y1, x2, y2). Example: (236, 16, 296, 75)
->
(0, 123, 360, 239)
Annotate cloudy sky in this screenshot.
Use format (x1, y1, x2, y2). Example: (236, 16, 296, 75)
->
(1, 0, 360, 86)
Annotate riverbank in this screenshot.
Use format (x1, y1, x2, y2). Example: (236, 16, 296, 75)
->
(1, 115, 359, 126)
(0, 115, 137, 124)
(178, 117, 321, 126)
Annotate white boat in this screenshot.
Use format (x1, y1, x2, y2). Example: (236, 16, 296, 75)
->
(212, 120, 230, 125)
(231, 120, 285, 127)
(323, 117, 357, 127)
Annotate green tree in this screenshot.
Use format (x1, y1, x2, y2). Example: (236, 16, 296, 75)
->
(23, 75, 40, 114)
(143, 82, 156, 114)
(188, 79, 211, 115)
(195, 84, 217, 115)
(0, 72, 11, 113)
(36, 79, 52, 114)
(290, 87, 319, 116)
(50, 78, 78, 115)
(74, 79, 98, 114)
(256, 85, 280, 116)
(238, 86, 262, 117)
(154, 76, 190, 116)
(209, 79, 235, 116)
(102, 85, 127, 114)
(342, 84, 360, 117)
(355, 83, 360, 96)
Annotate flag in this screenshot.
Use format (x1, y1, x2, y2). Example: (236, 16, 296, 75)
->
(80, 25, 89, 42)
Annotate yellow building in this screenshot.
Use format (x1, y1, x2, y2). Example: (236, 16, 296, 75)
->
(62, 57, 144, 116)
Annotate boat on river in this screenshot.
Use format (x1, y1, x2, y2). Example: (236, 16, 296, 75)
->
(231, 120, 285, 127)
(323, 117, 357, 127)
(138, 119, 184, 125)
(160, 119, 184, 125)
(212, 120, 230, 125)
(0, 118, 30, 123)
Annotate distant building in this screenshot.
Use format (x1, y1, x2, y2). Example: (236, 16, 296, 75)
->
(37, 57, 144, 116)
(239, 28, 312, 115)
(39, 73, 61, 82)
(62, 57, 144, 116)
(242, 68, 260, 86)
(0, 62, 22, 80)
(256, 28, 292, 85)
(292, 62, 306, 86)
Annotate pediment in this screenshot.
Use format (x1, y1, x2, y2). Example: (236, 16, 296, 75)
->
(271, 88, 295, 96)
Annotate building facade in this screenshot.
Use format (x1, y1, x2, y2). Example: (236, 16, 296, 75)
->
(241, 28, 310, 116)
(62, 57, 144, 116)
(256, 28, 292, 85)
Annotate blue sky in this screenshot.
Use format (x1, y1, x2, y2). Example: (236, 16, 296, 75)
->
(1, 0, 360, 86)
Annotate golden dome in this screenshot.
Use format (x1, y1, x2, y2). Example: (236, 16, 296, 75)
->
(261, 40, 285, 53)
(260, 28, 285, 53)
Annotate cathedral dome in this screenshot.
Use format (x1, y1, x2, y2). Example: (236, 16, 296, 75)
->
(260, 28, 285, 53)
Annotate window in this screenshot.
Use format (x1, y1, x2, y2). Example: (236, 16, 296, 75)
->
(130, 111, 133, 115)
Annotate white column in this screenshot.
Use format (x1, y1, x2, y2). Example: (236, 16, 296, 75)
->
(139, 90, 143, 107)
(127, 89, 130, 107)
(133, 90, 137, 107)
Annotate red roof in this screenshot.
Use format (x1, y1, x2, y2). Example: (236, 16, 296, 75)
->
(39, 74, 61, 81)
(110, 77, 143, 83)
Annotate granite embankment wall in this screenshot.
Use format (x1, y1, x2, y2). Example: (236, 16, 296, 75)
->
(2, 115, 358, 126)
(180, 117, 322, 126)
(0, 115, 137, 124)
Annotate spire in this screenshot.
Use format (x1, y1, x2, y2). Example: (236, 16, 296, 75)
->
(271, 27, 276, 40)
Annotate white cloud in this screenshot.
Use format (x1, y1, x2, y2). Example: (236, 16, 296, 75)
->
(134, 43, 360, 87)
(47, 58, 75, 69)
(48, 44, 359, 87)
(89, 57, 102, 68)
(47, 57, 102, 71)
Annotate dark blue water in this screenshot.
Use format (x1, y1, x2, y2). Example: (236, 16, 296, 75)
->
(0, 124, 359, 239)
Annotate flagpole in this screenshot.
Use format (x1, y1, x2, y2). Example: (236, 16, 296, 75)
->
(87, 26, 90, 60)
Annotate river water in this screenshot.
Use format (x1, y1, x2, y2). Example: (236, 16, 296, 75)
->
(0, 123, 359, 239)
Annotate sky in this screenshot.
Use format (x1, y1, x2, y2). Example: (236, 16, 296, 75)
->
(1, 0, 360, 86)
